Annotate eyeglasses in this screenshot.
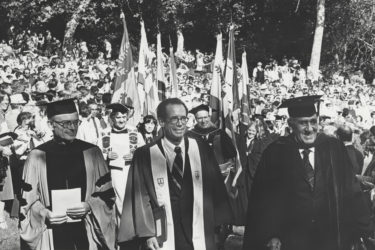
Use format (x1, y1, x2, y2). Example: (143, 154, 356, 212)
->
(167, 116, 188, 125)
(54, 120, 82, 128)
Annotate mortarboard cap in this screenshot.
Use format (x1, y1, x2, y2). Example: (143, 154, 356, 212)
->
(106, 103, 129, 114)
(189, 104, 211, 115)
(46, 98, 78, 119)
(278, 95, 322, 118)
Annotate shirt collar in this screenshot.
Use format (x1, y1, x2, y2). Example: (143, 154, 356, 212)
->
(299, 147, 315, 153)
(162, 137, 185, 152)
(111, 125, 128, 134)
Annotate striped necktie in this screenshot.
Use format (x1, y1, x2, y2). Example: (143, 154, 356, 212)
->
(172, 146, 183, 190)
(302, 149, 314, 190)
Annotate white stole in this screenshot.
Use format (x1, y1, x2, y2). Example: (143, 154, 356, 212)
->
(149, 138, 206, 250)
(108, 133, 131, 224)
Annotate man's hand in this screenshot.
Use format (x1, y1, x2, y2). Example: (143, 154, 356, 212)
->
(123, 153, 133, 161)
(66, 202, 91, 220)
(267, 238, 281, 250)
(146, 237, 160, 250)
(107, 151, 118, 160)
(41, 209, 68, 225)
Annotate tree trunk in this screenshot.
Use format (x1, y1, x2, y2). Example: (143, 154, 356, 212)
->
(309, 0, 325, 81)
(62, 0, 92, 52)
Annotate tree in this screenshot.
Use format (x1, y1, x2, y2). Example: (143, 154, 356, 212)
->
(63, 0, 93, 51)
(309, 0, 325, 80)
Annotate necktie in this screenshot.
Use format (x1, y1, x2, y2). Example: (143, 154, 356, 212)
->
(302, 149, 314, 190)
(172, 146, 183, 190)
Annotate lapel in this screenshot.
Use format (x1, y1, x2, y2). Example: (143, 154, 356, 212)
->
(156, 139, 166, 157)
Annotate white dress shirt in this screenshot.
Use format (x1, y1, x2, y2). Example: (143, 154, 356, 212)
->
(299, 147, 315, 170)
(76, 116, 102, 146)
(162, 137, 186, 172)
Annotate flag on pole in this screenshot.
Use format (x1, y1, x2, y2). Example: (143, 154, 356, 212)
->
(222, 25, 242, 188)
(138, 20, 158, 116)
(137, 20, 148, 115)
(240, 51, 251, 126)
(157, 33, 166, 101)
(112, 12, 142, 126)
(209, 33, 224, 127)
(169, 43, 178, 98)
(138, 21, 148, 87)
(223, 25, 240, 127)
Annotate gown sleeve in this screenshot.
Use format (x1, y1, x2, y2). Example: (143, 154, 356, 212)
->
(83, 146, 116, 250)
(117, 147, 155, 244)
(20, 149, 52, 250)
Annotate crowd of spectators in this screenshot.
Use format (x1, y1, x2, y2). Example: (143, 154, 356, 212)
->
(1, 27, 375, 240)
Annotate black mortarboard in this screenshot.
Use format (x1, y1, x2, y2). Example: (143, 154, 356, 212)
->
(278, 95, 322, 118)
(189, 104, 210, 115)
(46, 98, 78, 118)
(106, 103, 129, 114)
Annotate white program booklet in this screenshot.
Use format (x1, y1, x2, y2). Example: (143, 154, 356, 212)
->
(51, 188, 81, 223)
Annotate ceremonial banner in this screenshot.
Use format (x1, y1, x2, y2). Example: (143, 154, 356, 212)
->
(209, 33, 224, 127)
(157, 33, 166, 101)
(139, 21, 158, 116)
(223, 25, 240, 127)
(112, 13, 142, 126)
(240, 51, 251, 126)
(223, 26, 242, 187)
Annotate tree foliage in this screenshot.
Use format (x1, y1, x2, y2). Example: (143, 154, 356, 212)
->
(1, 0, 375, 74)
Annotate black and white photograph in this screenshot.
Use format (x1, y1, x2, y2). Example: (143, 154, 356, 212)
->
(0, 0, 375, 249)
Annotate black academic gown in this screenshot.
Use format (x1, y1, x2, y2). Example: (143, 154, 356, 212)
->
(243, 134, 371, 250)
(118, 136, 233, 249)
(186, 126, 236, 164)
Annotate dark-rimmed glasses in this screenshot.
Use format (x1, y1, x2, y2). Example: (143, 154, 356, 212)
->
(167, 116, 188, 125)
(54, 120, 82, 128)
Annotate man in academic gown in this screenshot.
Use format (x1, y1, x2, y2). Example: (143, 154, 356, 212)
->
(243, 95, 371, 250)
(100, 103, 145, 226)
(118, 98, 233, 250)
(20, 98, 116, 250)
(186, 104, 236, 166)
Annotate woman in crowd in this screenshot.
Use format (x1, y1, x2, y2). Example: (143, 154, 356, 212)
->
(137, 115, 158, 144)
(0, 93, 14, 229)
